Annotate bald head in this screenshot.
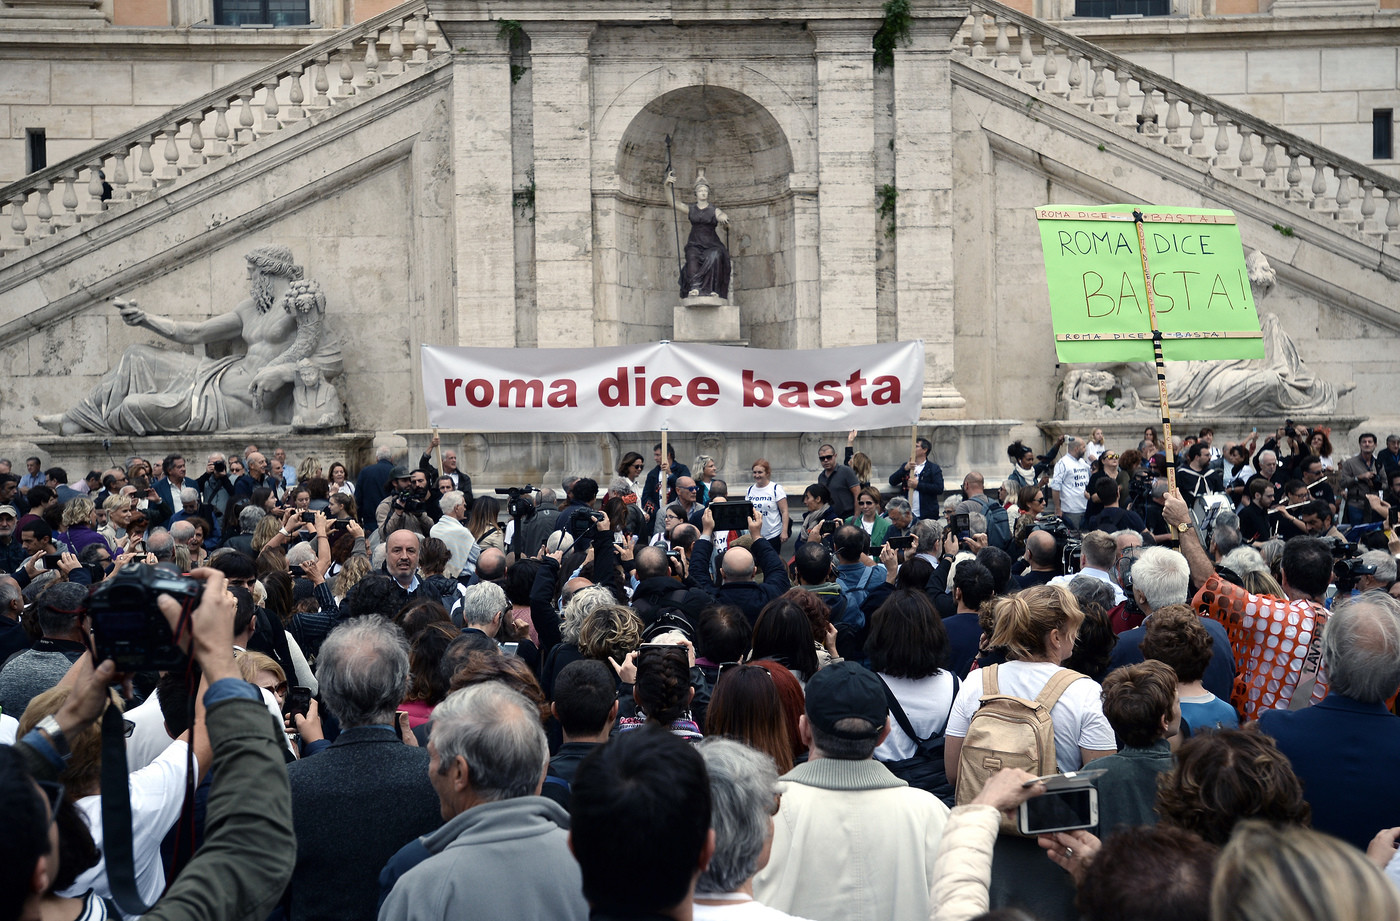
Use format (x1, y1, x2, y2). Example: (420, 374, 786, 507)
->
(721, 546, 756, 582)
(1026, 529, 1058, 569)
(477, 548, 507, 582)
(635, 545, 670, 580)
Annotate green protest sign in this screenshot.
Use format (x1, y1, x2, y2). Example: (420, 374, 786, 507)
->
(1036, 204, 1264, 364)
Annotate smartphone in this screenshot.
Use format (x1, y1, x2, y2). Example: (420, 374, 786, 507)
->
(820, 519, 839, 535)
(1019, 786, 1099, 835)
(41, 553, 62, 569)
(283, 686, 312, 718)
(951, 512, 971, 540)
(711, 500, 755, 532)
(500, 642, 520, 656)
(886, 534, 914, 550)
(301, 511, 315, 523)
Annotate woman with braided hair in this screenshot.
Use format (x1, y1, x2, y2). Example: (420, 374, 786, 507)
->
(36, 244, 341, 435)
(617, 641, 703, 742)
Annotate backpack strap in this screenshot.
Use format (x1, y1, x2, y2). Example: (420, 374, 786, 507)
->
(1035, 668, 1083, 711)
(854, 566, 876, 592)
(981, 663, 1000, 698)
(878, 674, 961, 745)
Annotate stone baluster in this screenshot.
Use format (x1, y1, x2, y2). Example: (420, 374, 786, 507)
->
(1113, 71, 1134, 127)
(1333, 170, 1355, 223)
(207, 101, 232, 160)
(410, 11, 430, 65)
(235, 92, 257, 147)
(132, 137, 157, 192)
(993, 16, 1012, 72)
(154, 127, 180, 182)
(109, 148, 131, 202)
(310, 54, 331, 109)
(1284, 151, 1303, 201)
(1066, 50, 1086, 107)
(55, 170, 79, 227)
(1136, 84, 1158, 136)
(260, 79, 282, 135)
(1235, 125, 1257, 181)
(4, 194, 29, 253)
(363, 30, 381, 86)
(384, 22, 406, 76)
(1162, 95, 1185, 149)
(1211, 116, 1237, 171)
(1384, 189, 1400, 243)
(177, 117, 204, 173)
(1260, 140, 1282, 191)
(1187, 108, 1210, 161)
(1308, 158, 1331, 212)
(337, 45, 357, 98)
(1090, 61, 1109, 116)
(1042, 40, 1062, 97)
(284, 67, 306, 122)
(34, 181, 54, 236)
(969, 11, 986, 58)
(1018, 28, 1038, 86)
(81, 162, 106, 215)
(1358, 180, 1379, 234)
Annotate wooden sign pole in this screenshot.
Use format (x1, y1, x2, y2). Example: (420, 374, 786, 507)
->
(1131, 210, 1177, 497)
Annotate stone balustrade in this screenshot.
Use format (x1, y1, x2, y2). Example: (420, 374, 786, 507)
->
(0, 2, 449, 259)
(956, 0, 1400, 243)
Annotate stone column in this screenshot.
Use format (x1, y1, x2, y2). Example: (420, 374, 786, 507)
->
(790, 172, 822, 350)
(450, 25, 517, 346)
(894, 13, 968, 413)
(810, 21, 878, 349)
(529, 21, 596, 348)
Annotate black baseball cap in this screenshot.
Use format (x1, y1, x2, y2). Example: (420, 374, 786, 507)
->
(805, 661, 887, 739)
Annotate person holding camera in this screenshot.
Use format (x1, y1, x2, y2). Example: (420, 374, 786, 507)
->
(375, 467, 435, 539)
(3, 567, 297, 921)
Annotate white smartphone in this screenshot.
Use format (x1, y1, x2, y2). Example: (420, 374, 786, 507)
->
(500, 642, 520, 656)
(1017, 768, 1105, 836)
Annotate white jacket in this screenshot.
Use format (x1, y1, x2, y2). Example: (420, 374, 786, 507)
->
(754, 758, 950, 921)
(929, 805, 1001, 921)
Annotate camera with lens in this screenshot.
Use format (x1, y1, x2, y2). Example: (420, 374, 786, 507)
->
(1031, 514, 1080, 575)
(394, 489, 425, 514)
(86, 563, 203, 671)
(566, 509, 606, 539)
(213, 460, 226, 474)
(1323, 537, 1374, 592)
(494, 485, 537, 521)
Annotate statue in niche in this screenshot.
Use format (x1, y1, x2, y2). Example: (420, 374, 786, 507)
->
(665, 168, 731, 300)
(292, 358, 345, 430)
(35, 245, 341, 435)
(1062, 251, 1352, 418)
(1061, 369, 1144, 418)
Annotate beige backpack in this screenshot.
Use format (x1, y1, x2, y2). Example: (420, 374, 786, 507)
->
(954, 664, 1083, 833)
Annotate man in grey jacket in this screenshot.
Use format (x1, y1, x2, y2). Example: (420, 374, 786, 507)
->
(378, 682, 588, 921)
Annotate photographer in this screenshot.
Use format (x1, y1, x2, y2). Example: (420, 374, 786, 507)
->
(197, 453, 237, 527)
(375, 468, 435, 539)
(3, 568, 295, 921)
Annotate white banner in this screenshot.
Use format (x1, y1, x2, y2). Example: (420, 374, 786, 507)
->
(420, 341, 925, 433)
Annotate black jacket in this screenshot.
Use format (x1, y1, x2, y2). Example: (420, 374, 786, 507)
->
(354, 460, 396, 532)
(689, 536, 791, 625)
(630, 576, 713, 630)
(285, 727, 442, 921)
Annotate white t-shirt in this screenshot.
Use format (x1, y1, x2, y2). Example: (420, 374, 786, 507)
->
(1049, 455, 1093, 515)
(124, 688, 175, 772)
(0, 712, 16, 744)
(909, 462, 927, 517)
(946, 661, 1115, 773)
(62, 740, 196, 905)
(1085, 441, 1106, 463)
(694, 897, 816, 921)
(875, 670, 957, 762)
(746, 482, 787, 539)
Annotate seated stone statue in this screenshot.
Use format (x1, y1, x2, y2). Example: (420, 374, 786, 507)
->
(292, 358, 345, 430)
(35, 245, 341, 435)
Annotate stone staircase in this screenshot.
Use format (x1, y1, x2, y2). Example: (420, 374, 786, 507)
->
(0, 0, 451, 342)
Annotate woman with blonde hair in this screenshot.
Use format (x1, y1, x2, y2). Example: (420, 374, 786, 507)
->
(332, 554, 372, 603)
(693, 453, 718, 504)
(577, 603, 644, 666)
(1212, 821, 1400, 921)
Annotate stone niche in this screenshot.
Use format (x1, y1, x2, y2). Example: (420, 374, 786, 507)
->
(610, 85, 796, 346)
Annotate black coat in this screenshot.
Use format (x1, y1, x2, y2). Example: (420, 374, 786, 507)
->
(285, 727, 442, 921)
(355, 460, 396, 532)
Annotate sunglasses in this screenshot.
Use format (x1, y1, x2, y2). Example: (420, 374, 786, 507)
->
(818, 454, 835, 461)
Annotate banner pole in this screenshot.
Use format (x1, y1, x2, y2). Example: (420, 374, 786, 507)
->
(660, 426, 669, 507)
(908, 424, 917, 507)
(433, 426, 443, 477)
(1131, 210, 1177, 498)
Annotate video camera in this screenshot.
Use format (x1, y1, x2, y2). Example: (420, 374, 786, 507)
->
(494, 485, 537, 522)
(566, 509, 607, 539)
(1032, 514, 1081, 575)
(1322, 536, 1375, 593)
(86, 562, 202, 672)
(393, 488, 426, 514)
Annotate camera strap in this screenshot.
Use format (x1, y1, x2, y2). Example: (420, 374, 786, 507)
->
(100, 702, 156, 917)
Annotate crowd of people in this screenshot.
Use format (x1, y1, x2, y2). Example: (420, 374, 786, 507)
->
(1, 418, 1400, 921)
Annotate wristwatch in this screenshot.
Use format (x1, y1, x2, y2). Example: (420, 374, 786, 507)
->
(1174, 521, 1192, 534)
(35, 715, 70, 758)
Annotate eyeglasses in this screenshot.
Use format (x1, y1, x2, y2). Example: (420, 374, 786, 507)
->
(858, 500, 876, 507)
(677, 485, 695, 492)
(36, 780, 64, 827)
(123, 719, 136, 738)
(818, 454, 835, 461)
(1103, 453, 1118, 460)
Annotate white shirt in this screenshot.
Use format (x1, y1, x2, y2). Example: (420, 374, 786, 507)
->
(0, 712, 16, 744)
(1048, 566, 1127, 605)
(62, 740, 196, 905)
(694, 898, 816, 921)
(430, 514, 479, 578)
(946, 661, 1116, 773)
(125, 688, 175, 771)
(875, 671, 957, 762)
(746, 482, 787, 540)
(1049, 454, 1093, 515)
(910, 461, 927, 517)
